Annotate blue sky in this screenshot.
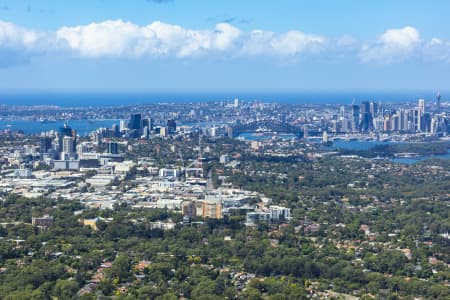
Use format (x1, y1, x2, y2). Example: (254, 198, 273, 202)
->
(0, 0, 449, 90)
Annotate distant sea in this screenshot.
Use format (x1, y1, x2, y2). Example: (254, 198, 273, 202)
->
(0, 90, 443, 106)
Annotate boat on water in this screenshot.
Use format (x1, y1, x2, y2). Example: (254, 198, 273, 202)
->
(394, 152, 421, 158)
(39, 118, 57, 123)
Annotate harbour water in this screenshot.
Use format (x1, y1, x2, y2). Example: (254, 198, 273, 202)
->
(237, 132, 450, 164)
(0, 119, 119, 136)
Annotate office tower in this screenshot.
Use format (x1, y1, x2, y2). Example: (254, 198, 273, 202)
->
(129, 114, 142, 131)
(119, 119, 127, 131)
(418, 99, 425, 115)
(430, 118, 437, 135)
(399, 109, 407, 131)
(149, 118, 155, 131)
(414, 108, 422, 132)
(58, 124, 76, 153)
(360, 101, 370, 114)
(71, 129, 77, 153)
(142, 118, 150, 137)
(392, 111, 400, 131)
(340, 117, 349, 132)
(370, 101, 378, 118)
(61, 135, 75, 160)
(422, 113, 432, 133)
(234, 98, 240, 108)
(360, 101, 373, 132)
(383, 115, 391, 132)
(159, 127, 168, 137)
(129, 114, 142, 138)
(436, 92, 441, 110)
(62, 136, 73, 154)
(167, 119, 177, 135)
(76, 142, 89, 156)
(339, 106, 345, 118)
(351, 105, 360, 132)
(39, 137, 52, 154)
(111, 124, 120, 137)
(303, 125, 309, 138)
(107, 141, 119, 154)
(322, 131, 329, 143)
(142, 118, 149, 129)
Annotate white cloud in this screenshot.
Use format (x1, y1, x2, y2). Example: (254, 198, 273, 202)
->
(423, 37, 450, 62)
(0, 20, 42, 49)
(2, 19, 450, 66)
(55, 20, 242, 58)
(240, 29, 325, 57)
(0, 20, 47, 66)
(379, 26, 420, 48)
(56, 20, 326, 59)
(360, 26, 421, 63)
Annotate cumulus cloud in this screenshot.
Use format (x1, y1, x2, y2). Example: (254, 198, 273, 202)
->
(379, 26, 420, 48)
(360, 26, 422, 63)
(423, 37, 450, 62)
(1, 19, 450, 66)
(0, 20, 47, 66)
(239, 29, 325, 57)
(56, 20, 241, 58)
(0, 20, 42, 49)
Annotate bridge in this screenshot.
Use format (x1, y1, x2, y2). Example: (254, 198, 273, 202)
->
(231, 120, 323, 138)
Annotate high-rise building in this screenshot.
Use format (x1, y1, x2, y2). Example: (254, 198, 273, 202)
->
(142, 118, 149, 129)
(436, 92, 441, 110)
(119, 119, 127, 132)
(129, 114, 142, 130)
(58, 124, 72, 149)
(339, 106, 345, 118)
(129, 114, 142, 138)
(360, 101, 373, 132)
(62, 136, 74, 154)
(39, 137, 52, 154)
(58, 124, 77, 157)
(370, 101, 378, 118)
(167, 119, 177, 135)
(360, 101, 370, 114)
(414, 108, 422, 132)
(107, 141, 119, 154)
(418, 99, 425, 115)
(112, 124, 120, 137)
(351, 105, 360, 132)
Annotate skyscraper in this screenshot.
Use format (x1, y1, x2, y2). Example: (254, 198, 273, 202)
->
(167, 119, 177, 135)
(129, 114, 142, 131)
(351, 105, 360, 132)
(418, 99, 425, 115)
(436, 92, 441, 110)
(360, 101, 373, 132)
(58, 123, 77, 155)
(129, 114, 142, 138)
(119, 119, 128, 132)
(62, 136, 74, 154)
(107, 141, 119, 154)
(370, 101, 378, 118)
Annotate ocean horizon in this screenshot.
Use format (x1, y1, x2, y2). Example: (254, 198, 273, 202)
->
(0, 89, 444, 107)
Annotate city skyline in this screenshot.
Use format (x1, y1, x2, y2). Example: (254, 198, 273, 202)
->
(1, 1, 450, 90)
